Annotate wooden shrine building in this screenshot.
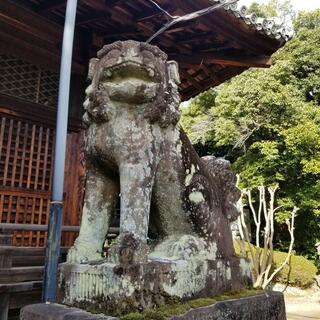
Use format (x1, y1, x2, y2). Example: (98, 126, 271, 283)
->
(0, 0, 291, 248)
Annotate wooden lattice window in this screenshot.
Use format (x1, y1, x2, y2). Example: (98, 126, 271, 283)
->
(0, 114, 85, 247)
(0, 117, 53, 246)
(0, 54, 59, 107)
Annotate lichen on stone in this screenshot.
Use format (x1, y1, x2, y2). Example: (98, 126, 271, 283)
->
(119, 289, 264, 320)
(61, 40, 253, 314)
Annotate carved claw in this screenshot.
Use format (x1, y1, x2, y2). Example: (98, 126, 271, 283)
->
(107, 233, 149, 265)
(67, 241, 103, 264)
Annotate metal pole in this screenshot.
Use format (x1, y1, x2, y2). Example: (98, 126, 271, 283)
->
(42, 0, 78, 302)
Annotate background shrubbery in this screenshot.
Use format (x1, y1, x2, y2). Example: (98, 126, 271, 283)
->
(273, 251, 318, 288)
(234, 242, 317, 288)
(181, 5, 320, 270)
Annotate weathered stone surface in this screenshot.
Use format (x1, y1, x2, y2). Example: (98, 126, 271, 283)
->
(59, 257, 252, 315)
(61, 40, 252, 314)
(67, 40, 242, 266)
(21, 292, 286, 320)
(171, 291, 286, 320)
(20, 303, 116, 320)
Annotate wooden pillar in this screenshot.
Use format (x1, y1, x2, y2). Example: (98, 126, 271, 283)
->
(43, 0, 78, 302)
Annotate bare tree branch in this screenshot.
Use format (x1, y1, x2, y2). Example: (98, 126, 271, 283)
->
(263, 206, 298, 288)
(237, 178, 297, 289)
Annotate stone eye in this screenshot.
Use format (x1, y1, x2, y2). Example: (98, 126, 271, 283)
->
(106, 49, 121, 59)
(142, 50, 154, 60)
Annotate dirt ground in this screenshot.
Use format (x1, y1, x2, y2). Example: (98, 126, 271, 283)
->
(283, 282, 320, 320)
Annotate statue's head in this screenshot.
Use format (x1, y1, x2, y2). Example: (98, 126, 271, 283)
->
(83, 40, 181, 127)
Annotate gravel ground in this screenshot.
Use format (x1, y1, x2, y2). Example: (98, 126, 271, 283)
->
(282, 281, 320, 320)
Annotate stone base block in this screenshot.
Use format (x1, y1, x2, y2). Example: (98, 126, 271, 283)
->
(58, 257, 252, 315)
(20, 303, 116, 320)
(171, 291, 286, 320)
(20, 292, 286, 320)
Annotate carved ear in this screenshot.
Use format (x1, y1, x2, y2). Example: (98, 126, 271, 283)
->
(87, 58, 99, 82)
(167, 61, 180, 85)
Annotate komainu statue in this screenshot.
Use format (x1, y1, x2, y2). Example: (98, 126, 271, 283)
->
(61, 40, 251, 313)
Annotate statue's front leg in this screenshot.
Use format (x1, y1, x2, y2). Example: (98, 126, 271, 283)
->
(120, 163, 154, 240)
(67, 165, 119, 263)
(108, 163, 154, 264)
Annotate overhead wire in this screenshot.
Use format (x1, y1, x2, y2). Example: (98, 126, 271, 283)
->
(146, 0, 179, 19)
(145, 0, 239, 43)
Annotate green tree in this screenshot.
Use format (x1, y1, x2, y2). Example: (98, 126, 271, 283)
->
(180, 89, 216, 154)
(180, 10, 320, 266)
(294, 9, 320, 32)
(248, 0, 295, 22)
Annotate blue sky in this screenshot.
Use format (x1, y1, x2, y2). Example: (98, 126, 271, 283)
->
(238, 0, 320, 12)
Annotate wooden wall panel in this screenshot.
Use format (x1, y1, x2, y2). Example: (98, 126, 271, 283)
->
(0, 113, 84, 247)
(62, 131, 85, 246)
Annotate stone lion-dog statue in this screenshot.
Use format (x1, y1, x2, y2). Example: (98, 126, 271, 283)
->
(67, 40, 241, 265)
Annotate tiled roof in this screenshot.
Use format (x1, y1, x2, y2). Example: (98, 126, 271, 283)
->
(211, 0, 293, 42)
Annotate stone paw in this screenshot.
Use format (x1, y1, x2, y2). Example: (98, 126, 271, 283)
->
(67, 241, 103, 264)
(149, 235, 212, 260)
(107, 233, 149, 264)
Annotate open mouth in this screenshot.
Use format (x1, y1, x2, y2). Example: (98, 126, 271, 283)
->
(102, 61, 159, 83)
(100, 61, 160, 103)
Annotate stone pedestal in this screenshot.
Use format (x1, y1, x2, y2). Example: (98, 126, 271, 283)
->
(58, 256, 252, 315)
(21, 292, 286, 320)
(20, 303, 115, 320)
(171, 291, 286, 320)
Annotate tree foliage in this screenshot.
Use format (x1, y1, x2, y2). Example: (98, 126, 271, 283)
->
(180, 8, 320, 266)
(247, 0, 295, 22)
(294, 9, 320, 32)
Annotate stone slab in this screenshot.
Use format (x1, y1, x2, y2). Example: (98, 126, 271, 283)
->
(171, 291, 286, 320)
(20, 291, 286, 320)
(20, 303, 116, 320)
(58, 257, 252, 314)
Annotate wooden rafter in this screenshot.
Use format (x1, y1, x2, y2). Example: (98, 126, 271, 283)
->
(81, 0, 111, 12)
(173, 0, 274, 55)
(0, 0, 85, 73)
(0, 0, 62, 40)
(180, 69, 203, 91)
(36, 0, 66, 13)
(171, 52, 272, 68)
(76, 12, 111, 26)
(135, 6, 172, 23)
(181, 66, 246, 100)
(174, 32, 214, 45)
(201, 63, 220, 83)
(2, 0, 287, 100)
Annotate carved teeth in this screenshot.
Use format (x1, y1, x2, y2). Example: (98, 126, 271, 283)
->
(148, 69, 155, 77)
(106, 70, 112, 77)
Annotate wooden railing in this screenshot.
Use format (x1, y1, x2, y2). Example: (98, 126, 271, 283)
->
(0, 223, 119, 320)
(0, 223, 119, 234)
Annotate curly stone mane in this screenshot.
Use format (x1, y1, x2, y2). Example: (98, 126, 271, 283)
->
(82, 40, 181, 128)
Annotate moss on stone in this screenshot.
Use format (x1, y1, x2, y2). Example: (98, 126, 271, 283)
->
(74, 289, 264, 319)
(214, 288, 264, 301)
(121, 312, 148, 320)
(157, 303, 190, 317)
(143, 309, 166, 320)
(187, 297, 216, 309)
(75, 300, 102, 314)
(119, 288, 263, 320)
(74, 293, 145, 317)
